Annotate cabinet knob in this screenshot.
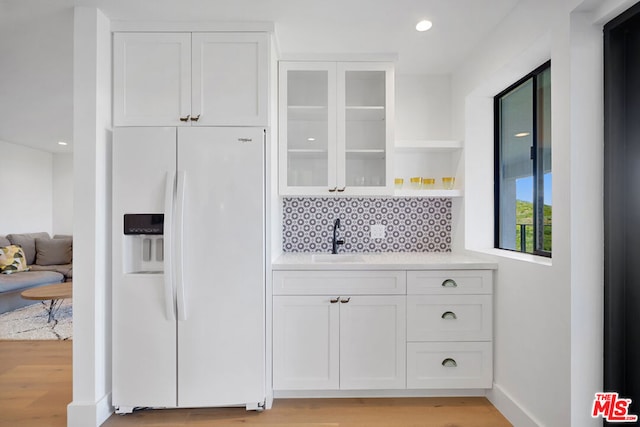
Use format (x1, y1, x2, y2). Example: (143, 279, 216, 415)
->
(330, 297, 340, 304)
(340, 297, 351, 303)
(190, 114, 200, 122)
(179, 115, 190, 122)
(441, 311, 457, 320)
(337, 187, 346, 192)
(442, 358, 457, 368)
(328, 187, 337, 192)
(441, 279, 458, 288)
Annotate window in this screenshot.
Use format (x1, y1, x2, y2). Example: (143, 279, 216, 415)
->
(494, 61, 551, 257)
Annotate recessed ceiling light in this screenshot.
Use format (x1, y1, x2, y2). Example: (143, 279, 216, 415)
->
(416, 20, 433, 32)
(58, 141, 68, 146)
(307, 137, 316, 142)
(514, 132, 530, 137)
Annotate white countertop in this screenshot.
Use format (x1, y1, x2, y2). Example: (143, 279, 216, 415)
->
(272, 252, 497, 270)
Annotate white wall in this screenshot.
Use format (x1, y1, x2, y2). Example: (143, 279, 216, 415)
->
(453, 0, 639, 426)
(67, 7, 112, 427)
(395, 74, 452, 140)
(0, 4, 73, 153)
(0, 140, 53, 235)
(53, 153, 74, 235)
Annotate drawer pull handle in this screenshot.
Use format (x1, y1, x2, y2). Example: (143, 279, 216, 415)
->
(441, 279, 458, 288)
(340, 297, 351, 303)
(442, 358, 457, 368)
(330, 297, 340, 304)
(328, 187, 337, 192)
(179, 115, 190, 122)
(441, 311, 457, 320)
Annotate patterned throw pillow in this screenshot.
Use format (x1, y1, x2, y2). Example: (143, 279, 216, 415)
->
(0, 245, 30, 274)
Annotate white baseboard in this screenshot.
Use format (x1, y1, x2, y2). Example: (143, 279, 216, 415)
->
(274, 389, 486, 399)
(67, 393, 113, 427)
(486, 383, 541, 427)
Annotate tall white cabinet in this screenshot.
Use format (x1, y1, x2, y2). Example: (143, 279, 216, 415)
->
(278, 61, 394, 196)
(111, 27, 271, 412)
(114, 32, 268, 127)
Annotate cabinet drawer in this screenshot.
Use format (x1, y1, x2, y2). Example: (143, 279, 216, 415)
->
(273, 270, 406, 295)
(407, 295, 492, 341)
(407, 270, 493, 295)
(407, 342, 492, 389)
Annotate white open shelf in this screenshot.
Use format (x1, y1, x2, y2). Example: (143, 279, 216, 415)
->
(393, 139, 463, 198)
(395, 140, 463, 151)
(393, 188, 462, 198)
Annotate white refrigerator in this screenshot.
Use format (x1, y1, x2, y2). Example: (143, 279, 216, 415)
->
(112, 126, 266, 413)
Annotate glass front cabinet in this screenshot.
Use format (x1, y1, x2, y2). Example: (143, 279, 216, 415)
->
(279, 61, 394, 196)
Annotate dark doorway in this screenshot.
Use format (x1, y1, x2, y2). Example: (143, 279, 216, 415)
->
(604, 1, 640, 419)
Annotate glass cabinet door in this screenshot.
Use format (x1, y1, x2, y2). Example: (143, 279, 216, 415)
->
(337, 63, 394, 194)
(278, 61, 393, 196)
(279, 62, 336, 192)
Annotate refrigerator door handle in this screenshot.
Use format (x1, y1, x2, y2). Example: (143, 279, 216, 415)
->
(176, 171, 187, 321)
(163, 171, 176, 321)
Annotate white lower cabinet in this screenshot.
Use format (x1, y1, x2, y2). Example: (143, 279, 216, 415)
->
(273, 296, 339, 390)
(406, 342, 492, 389)
(406, 270, 493, 389)
(272, 268, 493, 393)
(273, 294, 405, 390)
(339, 296, 406, 389)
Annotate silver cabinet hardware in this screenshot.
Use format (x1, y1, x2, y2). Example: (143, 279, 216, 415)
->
(179, 115, 190, 122)
(340, 297, 351, 303)
(441, 311, 457, 320)
(190, 114, 200, 122)
(328, 187, 337, 192)
(337, 187, 346, 192)
(330, 297, 340, 304)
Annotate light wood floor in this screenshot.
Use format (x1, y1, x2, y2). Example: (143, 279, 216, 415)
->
(0, 340, 512, 427)
(0, 340, 72, 427)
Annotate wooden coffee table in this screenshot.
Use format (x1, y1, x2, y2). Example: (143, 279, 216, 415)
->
(21, 282, 72, 323)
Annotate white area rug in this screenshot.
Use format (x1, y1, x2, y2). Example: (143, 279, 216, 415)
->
(0, 300, 72, 340)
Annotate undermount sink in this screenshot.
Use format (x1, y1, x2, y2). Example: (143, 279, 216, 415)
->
(312, 253, 365, 263)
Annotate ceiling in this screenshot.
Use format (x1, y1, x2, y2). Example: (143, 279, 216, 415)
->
(0, 0, 520, 153)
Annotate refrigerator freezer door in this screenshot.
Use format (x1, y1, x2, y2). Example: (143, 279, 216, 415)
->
(112, 127, 178, 408)
(176, 127, 265, 407)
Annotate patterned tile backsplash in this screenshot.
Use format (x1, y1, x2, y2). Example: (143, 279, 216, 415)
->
(282, 197, 452, 252)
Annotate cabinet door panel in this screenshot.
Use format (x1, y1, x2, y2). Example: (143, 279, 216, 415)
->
(114, 33, 191, 126)
(407, 270, 493, 294)
(340, 296, 406, 389)
(407, 295, 492, 341)
(273, 296, 339, 390)
(337, 62, 394, 195)
(279, 62, 337, 194)
(192, 33, 268, 126)
(407, 342, 492, 389)
(273, 270, 406, 295)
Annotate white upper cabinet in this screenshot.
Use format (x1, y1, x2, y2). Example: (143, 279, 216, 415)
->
(192, 33, 268, 126)
(113, 33, 191, 126)
(279, 61, 394, 196)
(114, 32, 268, 127)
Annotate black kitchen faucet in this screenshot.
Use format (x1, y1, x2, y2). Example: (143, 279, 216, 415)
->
(332, 218, 345, 254)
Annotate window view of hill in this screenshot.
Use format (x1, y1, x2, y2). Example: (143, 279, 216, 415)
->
(515, 200, 552, 253)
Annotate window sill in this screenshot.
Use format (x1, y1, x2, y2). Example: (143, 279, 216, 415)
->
(466, 247, 552, 266)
